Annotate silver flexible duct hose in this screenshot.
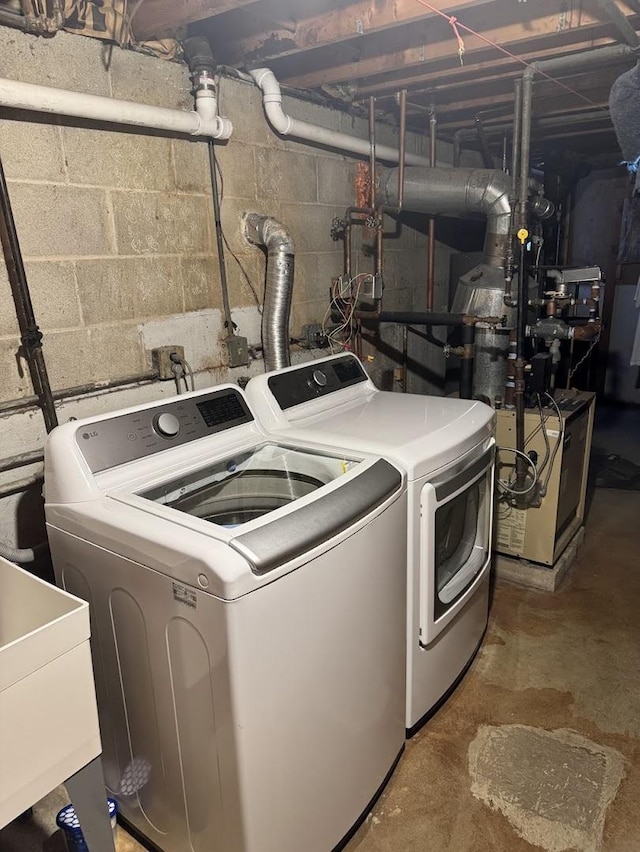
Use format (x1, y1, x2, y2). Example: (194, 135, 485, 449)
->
(377, 166, 512, 266)
(243, 213, 295, 371)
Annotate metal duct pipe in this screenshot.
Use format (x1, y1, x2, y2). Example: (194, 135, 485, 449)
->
(243, 214, 295, 371)
(377, 166, 512, 266)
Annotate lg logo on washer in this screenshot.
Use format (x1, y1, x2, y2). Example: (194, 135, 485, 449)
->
(81, 430, 99, 440)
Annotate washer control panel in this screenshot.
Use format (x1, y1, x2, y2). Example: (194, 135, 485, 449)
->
(267, 355, 367, 410)
(75, 388, 253, 473)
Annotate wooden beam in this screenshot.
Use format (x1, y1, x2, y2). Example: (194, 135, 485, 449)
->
(285, 26, 619, 93)
(224, 0, 506, 66)
(132, 0, 258, 40)
(352, 17, 636, 97)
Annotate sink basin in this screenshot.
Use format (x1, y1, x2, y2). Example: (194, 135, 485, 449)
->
(0, 557, 102, 828)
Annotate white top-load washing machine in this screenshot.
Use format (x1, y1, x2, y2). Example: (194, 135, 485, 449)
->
(246, 354, 495, 734)
(44, 383, 407, 852)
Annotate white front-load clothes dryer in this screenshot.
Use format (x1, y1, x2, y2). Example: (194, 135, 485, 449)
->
(246, 354, 495, 735)
(44, 384, 407, 852)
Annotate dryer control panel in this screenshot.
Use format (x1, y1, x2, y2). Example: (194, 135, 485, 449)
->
(75, 388, 253, 473)
(267, 355, 367, 409)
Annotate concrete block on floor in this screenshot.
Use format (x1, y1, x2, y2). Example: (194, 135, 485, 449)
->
(111, 191, 212, 256)
(9, 183, 114, 258)
(494, 526, 586, 592)
(62, 127, 174, 191)
(0, 117, 65, 183)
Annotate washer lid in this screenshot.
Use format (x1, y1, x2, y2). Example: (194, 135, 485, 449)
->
(134, 442, 402, 575)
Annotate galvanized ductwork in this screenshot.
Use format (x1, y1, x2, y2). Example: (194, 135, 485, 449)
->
(377, 166, 514, 403)
(243, 214, 295, 371)
(377, 166, 512, 266)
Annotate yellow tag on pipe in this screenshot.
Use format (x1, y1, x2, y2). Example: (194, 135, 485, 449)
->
(517, 228, 529, 245)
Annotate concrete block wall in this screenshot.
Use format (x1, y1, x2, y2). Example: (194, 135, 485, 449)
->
(0, 26, 450, 548)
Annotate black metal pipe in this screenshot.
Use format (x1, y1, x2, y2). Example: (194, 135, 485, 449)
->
(512, 79, 522, 195)
(460, 324, 475, 400)
(515, 238, 528, 488)
(208, 142, 234, 335)
(475, 115, 494, 169)
(376, 311, 467, 326)
(0, 154, 58, 433)
(0, 449, 44, 475)
(518, 69, 534, 230)
(0, 370, 159, 416)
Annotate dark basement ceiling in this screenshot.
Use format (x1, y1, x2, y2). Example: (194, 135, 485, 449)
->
(48, 2, 640, 163)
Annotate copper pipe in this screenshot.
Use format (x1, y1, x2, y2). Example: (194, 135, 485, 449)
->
(369, 97, 376, 209)
(426, 107, 437, 310)
(572, 320, 602, 340)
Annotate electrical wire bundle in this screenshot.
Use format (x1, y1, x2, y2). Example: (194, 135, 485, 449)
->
(496, 392, 564, 507)
(321, 273, 372, 353)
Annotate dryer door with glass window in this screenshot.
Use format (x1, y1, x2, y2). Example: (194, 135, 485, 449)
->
(418, 444, 494, 645)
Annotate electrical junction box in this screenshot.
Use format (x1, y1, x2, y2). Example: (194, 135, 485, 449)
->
(226, 335, 249, 368)
(494, 390, 595, 566)
(151, 346, 185, 380)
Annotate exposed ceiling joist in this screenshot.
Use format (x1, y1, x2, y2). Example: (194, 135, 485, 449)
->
(133, 0, 258, 40)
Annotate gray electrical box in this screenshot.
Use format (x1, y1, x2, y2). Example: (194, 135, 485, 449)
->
(226, 335, 249, 368)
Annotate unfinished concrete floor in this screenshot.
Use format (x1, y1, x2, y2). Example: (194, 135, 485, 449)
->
(345, 486, 640, 852)
(1, 487, 638, 852)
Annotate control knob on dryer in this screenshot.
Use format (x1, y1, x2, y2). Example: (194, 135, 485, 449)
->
(310, 369, 328, 388)
(153, 412, 180, 438)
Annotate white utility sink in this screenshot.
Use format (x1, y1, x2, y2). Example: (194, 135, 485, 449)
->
(0, 556, 102, 828)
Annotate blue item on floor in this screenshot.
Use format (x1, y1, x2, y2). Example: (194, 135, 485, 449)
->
(55, 797, 117, 851)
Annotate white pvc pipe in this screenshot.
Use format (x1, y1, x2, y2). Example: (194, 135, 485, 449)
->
(250, 68, 429, 167)
(0, 77, 233, 139)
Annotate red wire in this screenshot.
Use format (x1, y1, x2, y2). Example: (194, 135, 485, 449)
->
(412, 0, 608, 112)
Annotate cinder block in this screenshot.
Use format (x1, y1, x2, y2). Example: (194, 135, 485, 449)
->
(279, 203, 339, 253)
(172, 139, 211, 194)
(224, 251, 264, 310)
(317, 158, 355, 206)
(108, 47, 191, 111)
(215, 142, 257, 201)
(0, 117, 65, 182)
(75, 257, 184, 324)
(45, 324, 146, 388)
(283, 95, 342, 134)
(111, 191, 212, 255)
(62, 127, 173, 190)
(139, 309, 224, 371)
(181, 256, 220, 313)
(219, 76, 285, 149)
(294, 251, 342, 303)
(8, 183, 114, 257)
(0, 337, 34, 402)
(27, 261, 81, 331)
(256, 148, 317, 204)
(0, 29, 110, 95)
(0, 263, 20, 337)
